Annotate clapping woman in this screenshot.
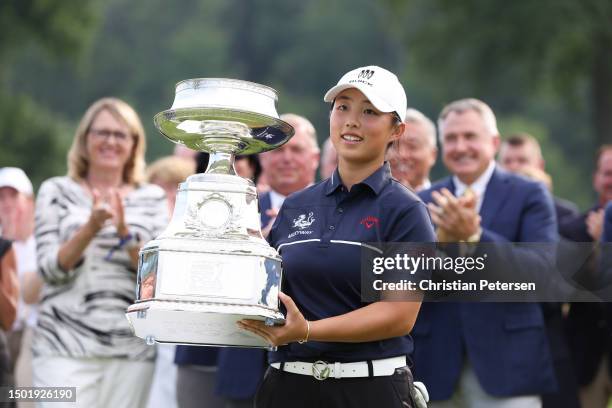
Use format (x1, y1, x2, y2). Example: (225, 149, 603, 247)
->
(32, 98, 168, 407)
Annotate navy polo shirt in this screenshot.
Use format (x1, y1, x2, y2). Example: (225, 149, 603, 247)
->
(268, 162, 435, 363)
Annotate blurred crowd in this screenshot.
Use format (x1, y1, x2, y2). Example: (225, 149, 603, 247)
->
(0, 94, 611, 408)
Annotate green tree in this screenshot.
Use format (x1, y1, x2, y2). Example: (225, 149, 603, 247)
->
(0, 0, 99, 189)
(395, 0, 612, 148)
(382, 0, 611, 207)
(5, 0, 402, 163)
(0, 94, 73, 188)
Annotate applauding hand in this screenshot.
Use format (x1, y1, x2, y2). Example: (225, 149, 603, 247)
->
(428, 188, 481, 242)
(88, 189, 115, 231)
(110, 190, 130, 238)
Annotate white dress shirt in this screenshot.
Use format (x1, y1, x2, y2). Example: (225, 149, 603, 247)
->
(268, 189, 286, 211)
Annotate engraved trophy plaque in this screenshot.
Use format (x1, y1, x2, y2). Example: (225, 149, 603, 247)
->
(125, 78, 294, 348)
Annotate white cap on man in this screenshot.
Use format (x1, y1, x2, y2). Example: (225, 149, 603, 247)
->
(323, 65, 407, 119)
(0, 167, 33, 196)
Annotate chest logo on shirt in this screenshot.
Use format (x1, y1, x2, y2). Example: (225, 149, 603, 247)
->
(360, 215, 379, 229)
(288, 212, 316, 239)
(292, 212, 315, 229)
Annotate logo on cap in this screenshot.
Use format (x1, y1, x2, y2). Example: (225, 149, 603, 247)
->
(357, 69, 375, 80)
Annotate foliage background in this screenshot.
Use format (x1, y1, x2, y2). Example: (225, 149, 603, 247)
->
(2, 0, 611, 209)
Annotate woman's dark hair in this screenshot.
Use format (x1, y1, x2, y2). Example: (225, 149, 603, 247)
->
(391, 112, 402, 126)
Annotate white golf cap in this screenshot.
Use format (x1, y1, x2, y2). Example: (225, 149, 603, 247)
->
(323, 65, 407, 119)
(0, 167, 33, 196)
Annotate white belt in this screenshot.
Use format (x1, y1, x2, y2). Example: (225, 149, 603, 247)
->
(270, 355, 406, 380)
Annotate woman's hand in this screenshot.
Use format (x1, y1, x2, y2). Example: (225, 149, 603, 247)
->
(58, 188, 128, 271)
(108, 190, 140, 267)
(110, 190, 129, 237)
(88, 189, 114, 231)
(89, 189, 130, 238)
(238, 292, 309, 347)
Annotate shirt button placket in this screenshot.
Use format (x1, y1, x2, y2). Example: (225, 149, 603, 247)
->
(326, 206, 344, 240)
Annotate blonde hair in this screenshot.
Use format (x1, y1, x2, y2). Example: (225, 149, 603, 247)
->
(146, 156, 195, 185)
(67, 97, 147, 185)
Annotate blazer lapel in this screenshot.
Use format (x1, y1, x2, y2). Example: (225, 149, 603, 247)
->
(447, 178, 456, 195)
(437, 177, 456, 195)
(259, 192, 272, 226)
(480, 168, 512, 229)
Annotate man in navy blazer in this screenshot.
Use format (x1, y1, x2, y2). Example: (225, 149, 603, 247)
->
(561, 146, 612, 408)
(497, 133, 580, 408)
(215, 113, 320, 407)
(412, 98, 558, 407)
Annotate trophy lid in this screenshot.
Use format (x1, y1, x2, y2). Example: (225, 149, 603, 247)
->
(154, 78, 294, 155)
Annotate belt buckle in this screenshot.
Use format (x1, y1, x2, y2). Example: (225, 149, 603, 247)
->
(312, 360, 330, 381)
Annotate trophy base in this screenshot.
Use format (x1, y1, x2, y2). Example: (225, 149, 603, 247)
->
(126, 300, 284, 349)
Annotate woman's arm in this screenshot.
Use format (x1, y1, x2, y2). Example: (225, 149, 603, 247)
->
(57, 218, 103, 271)
(36, 180, 111, 282)
(238, 292, 422, 347)
(0, 248, 19, 331)
(125, 246, 140, 269)
(112, 191, 140, 269)
(123, 185, 169, 270)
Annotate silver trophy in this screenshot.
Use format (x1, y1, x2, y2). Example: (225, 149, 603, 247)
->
(125, 78, 294, 348)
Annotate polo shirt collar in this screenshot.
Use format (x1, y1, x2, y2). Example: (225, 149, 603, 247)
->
(325, 162, 392, 196)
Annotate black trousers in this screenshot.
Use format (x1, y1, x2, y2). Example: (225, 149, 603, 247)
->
(255, 366, 415, 408)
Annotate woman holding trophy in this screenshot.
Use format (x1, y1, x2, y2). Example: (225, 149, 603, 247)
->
(239, 66, 435, 408)
(32, 98, 168, 407)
